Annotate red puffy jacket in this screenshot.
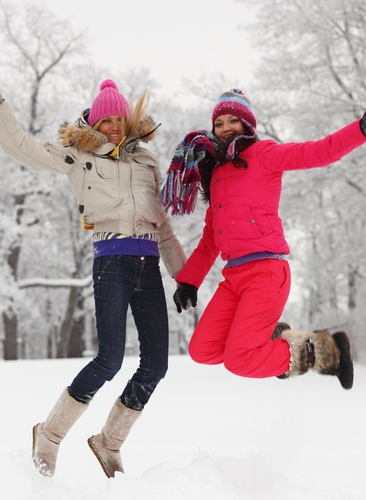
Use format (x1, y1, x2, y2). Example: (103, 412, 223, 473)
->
(176, 120, 366, 288)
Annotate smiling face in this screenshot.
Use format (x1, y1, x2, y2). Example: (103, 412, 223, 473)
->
(97, 115, 125, 144)
(213, 114, 245, 142)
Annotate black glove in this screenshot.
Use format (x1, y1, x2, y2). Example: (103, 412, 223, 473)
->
(173, 283, 198, 313)
(360, 111, 366, 136)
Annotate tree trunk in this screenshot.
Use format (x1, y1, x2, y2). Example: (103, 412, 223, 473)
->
(4, 228, 22, 360)
(348, 267, 357, 311)
(3, 309, 18, 360)
(56, 286, 79, 358)
(67, 292, 85, 358)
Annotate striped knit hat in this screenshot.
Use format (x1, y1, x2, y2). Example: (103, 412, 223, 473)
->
(211, 89, 256, 136)
(88, 79, 130, 127)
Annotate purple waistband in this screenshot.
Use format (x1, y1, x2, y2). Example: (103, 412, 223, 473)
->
(93, 236, 159, 259)
(225, 251, 287, 268)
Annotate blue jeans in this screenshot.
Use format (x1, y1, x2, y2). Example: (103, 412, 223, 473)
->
(68, 255, 169, 410)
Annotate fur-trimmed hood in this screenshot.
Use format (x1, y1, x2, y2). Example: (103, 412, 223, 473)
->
(58, 115, 159, 154)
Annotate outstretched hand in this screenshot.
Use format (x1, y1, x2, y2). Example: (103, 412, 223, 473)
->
(173, 283, 198, 313)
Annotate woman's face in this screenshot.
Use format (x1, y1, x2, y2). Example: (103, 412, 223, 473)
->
(97, 115, 124, 144)
(213, 114, 244, 142)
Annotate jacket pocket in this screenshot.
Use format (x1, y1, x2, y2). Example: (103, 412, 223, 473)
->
(244, 205, 265, 237)
(132, 156, 160, 188)
(79, 160, 121, 218)
(95, 159, 114, 179)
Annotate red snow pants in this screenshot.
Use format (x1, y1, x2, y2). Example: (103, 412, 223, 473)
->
(188, 259, 292, 378)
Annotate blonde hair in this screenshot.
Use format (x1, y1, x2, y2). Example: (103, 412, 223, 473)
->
(125, 89, 150, 137)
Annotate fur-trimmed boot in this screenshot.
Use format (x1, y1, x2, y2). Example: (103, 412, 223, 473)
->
(88, 398, 142, 478)
(280, 329, 354, 389)
(32, 388, 88, 477)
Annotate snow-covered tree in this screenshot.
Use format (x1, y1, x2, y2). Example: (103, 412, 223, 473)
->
(0, 1, 95, 359)
(238, 0, 366, 360)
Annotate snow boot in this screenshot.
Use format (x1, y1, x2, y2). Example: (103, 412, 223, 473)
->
(32, 388, 88, 477)
(280, 329, 354, 389)
(88, 398, 141, 478)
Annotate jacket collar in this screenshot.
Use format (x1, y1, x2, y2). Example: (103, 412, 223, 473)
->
(58, 115, 159, 156)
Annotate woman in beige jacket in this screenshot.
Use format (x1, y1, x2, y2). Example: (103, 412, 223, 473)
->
(0, 80, 186, 478)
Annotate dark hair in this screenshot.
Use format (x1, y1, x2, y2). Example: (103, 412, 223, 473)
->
(198, 132, 259, 203)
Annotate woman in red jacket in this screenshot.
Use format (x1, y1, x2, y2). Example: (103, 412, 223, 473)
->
(161, 88, 366, 390)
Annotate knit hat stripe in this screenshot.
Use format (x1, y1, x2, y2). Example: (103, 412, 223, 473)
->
(216, 95, 254, 112)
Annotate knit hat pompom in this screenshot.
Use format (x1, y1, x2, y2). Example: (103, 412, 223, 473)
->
(88, 79, 130, 127)
(211, 89, 256, 134)
(100, 79, 118, 92)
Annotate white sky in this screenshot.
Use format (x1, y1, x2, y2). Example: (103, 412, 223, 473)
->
(45, 0, 258, 97)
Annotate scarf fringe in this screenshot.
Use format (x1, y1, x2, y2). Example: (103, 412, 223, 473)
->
(160, 169, 200, 216)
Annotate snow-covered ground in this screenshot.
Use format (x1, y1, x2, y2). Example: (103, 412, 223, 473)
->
(2, 354, 366, 499)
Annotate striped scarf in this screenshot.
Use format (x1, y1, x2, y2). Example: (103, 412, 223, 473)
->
(160, 130, 219, 216)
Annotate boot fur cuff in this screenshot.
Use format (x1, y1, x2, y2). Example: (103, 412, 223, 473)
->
(281, 329, 312, 377)
(308, 329, 340, 376)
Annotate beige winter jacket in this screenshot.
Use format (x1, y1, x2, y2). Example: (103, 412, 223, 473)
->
(0, 99, 186, 277)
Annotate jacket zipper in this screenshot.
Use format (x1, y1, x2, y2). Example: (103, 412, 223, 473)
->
(126, 159, 137, 236)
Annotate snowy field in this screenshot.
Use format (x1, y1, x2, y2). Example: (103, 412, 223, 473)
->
(1, 354, 366, 499)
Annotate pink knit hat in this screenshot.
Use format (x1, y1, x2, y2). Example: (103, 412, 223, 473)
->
(88, 79, 130, 127)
